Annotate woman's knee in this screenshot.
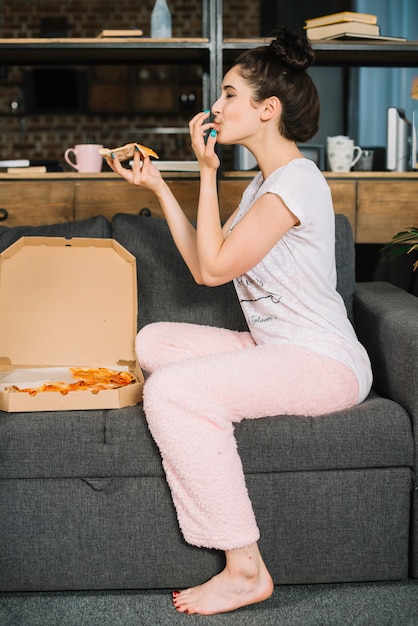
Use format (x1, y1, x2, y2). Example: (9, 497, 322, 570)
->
(143, 363, 185, 417)
(136, 322, 172, 372)
(143, 363, 207, 447)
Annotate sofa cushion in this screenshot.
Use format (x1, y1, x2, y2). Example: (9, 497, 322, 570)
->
(0, 406, 163, 479)
(0, 395, 412, 479)
(111, 213, 247, 332)
(0, 215, 111, 253)
(236, 395, 413, 474)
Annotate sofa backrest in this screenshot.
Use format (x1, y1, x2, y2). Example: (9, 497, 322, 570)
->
(335, 213, 356, 321)
(111, 212, 356, 331)
(111, 212, 248, 332)
(0, 212, 355, 331)
(0, 215, 111, 254)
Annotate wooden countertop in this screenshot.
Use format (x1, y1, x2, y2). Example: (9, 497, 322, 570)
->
(223, 171, 418, 179)
(0, 171, 199, 180)
(1, 170, 418, 181)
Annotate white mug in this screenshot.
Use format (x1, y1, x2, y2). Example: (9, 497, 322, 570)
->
(327, 136, 362, 172)
(64, 144, 104, 173)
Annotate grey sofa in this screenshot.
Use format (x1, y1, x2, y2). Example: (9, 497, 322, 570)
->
(1, 213, 417, 591)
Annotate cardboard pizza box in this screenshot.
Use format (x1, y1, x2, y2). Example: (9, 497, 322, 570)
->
(0, 237, 144, 412)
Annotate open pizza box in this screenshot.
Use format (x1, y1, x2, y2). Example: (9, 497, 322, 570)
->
(0, 236, 144, 412)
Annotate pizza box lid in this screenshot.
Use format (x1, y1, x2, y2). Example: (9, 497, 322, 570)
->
(0, 237, 143, 411)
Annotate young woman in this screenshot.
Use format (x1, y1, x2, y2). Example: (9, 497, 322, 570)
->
(105, 29, 372, 616)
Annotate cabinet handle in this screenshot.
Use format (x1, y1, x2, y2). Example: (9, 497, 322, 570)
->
(0, 208, 9, 221)
(139, 208, 152, 217)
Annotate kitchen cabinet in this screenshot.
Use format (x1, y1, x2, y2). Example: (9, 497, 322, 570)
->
(356, 179, 418, 243)
(220, 172, 418, 243)
(0, 172, 416, 243)
(0, 180, 74, 226)
(0, 0, 417, 240)
(0, 173, 201, 225)
(73, 177, 200, 222)
(219, 176, 357, 234)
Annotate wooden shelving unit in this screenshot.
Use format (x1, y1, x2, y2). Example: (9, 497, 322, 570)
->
(1, 7, 417, 111)
(0, 0, 417, 241)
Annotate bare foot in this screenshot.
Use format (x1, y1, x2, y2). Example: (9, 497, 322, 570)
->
(172, 543, 274, 615)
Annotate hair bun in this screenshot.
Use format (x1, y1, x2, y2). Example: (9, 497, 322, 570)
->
(269, 28, 314, 72)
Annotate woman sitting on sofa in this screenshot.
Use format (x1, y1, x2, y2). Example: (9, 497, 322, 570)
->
(105, 28, 372, 616)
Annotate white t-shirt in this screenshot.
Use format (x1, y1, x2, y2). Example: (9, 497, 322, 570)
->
(230, 158, 372, 402)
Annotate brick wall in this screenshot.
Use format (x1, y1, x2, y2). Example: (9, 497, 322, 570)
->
(0, 0, 259, 165)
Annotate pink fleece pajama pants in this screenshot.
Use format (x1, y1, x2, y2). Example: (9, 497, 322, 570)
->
(136, 321, 359, 551)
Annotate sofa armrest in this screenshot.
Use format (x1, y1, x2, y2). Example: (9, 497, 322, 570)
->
(355, 281, 418, 578)
(354, 281, 418, 424)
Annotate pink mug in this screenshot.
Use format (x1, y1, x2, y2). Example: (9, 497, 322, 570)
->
(64, 144, 104, 173)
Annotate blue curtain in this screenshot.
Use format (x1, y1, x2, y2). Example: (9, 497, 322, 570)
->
(354, 0, 418, 146)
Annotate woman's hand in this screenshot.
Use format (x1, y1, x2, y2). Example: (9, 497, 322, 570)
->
(105, 140, 203, 282)
(105, 148, 163, 193)
(189, 110, 220, 171)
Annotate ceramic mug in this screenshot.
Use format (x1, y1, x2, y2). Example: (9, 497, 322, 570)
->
(327, 136, 362, 172)
(64, 144, 104, 173)
(354, 149, 375, 171)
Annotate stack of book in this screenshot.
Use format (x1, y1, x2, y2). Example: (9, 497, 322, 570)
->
(304, 11, 406, 42)
(0, 159, 61, 173)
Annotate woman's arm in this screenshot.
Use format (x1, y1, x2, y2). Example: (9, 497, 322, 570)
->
(197, 183, 298, 286)
(189, 115, 299, 287)
(105, 148, 204, 282)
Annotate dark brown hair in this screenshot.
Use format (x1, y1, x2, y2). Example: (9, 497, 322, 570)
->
(235, 29, 319, 143)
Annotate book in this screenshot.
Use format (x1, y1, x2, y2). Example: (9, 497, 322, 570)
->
(306, 21, 380, 41)
(97, 29, 143, 38)
(318, 32, 407, 43)
(0, 159, 30, 167)
(304, 11, 378, 29)
(7, 166, 47, 174)
(0, 159, 62, 172)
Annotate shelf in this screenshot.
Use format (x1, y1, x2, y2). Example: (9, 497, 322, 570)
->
(0, 38, 211, 65)
(223, 39, 418, 67)
(312, 40, 418, 66)
(1, 37, 418, 67)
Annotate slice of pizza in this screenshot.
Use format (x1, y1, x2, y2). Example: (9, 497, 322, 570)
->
(99, 142, 159, 161)
(5, 367, 136, 396)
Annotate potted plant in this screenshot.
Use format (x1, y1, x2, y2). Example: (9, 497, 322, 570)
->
(383, 227, 418, 271)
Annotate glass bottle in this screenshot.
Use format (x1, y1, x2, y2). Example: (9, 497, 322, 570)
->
(151, 0, 172, 38)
